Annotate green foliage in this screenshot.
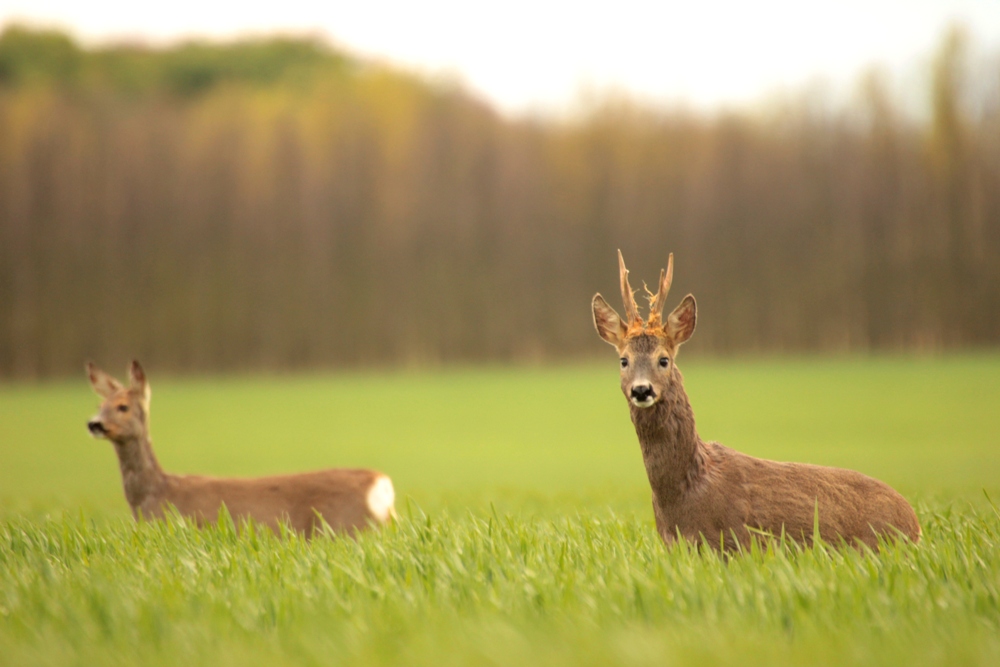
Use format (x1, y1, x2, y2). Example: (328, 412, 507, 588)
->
(0, 25, 350, 96)
(94, 37, 350, 97)
(0, 26, 82, 87)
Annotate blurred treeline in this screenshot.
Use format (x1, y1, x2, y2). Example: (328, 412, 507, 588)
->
(1, 25, 998, 377)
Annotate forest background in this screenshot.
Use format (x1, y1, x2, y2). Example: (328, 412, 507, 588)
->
(1, 25, 998, 378)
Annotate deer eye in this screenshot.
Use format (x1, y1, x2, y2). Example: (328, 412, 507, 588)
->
(659, 357, 669, 368)
(620, 358, 629, 369)
(117, 404, 129, 413)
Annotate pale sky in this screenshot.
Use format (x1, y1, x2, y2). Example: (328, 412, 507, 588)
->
(2, 1, 999, 114)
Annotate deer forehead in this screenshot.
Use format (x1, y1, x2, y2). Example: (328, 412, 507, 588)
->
(103, 389, 139, 408)
(622, 333, 672, 357)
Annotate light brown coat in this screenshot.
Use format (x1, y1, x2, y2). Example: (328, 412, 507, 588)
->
(86, 361, 395, 536)
(592, 252, 919, 551)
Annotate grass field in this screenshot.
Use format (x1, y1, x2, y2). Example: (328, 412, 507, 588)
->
(2, 354, 1000, 665)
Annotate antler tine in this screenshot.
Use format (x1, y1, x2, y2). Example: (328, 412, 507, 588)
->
(618, 249, 641, 324)
(647, 253, 674, 325)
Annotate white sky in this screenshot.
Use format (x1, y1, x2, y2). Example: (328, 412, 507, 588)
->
(2, 1, 999, 115)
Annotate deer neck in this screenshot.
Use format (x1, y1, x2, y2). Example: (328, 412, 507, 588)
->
(630, 369, 707, 504)
(111, 431, 167, 511)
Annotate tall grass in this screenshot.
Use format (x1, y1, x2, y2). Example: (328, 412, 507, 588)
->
(1, 501, 999, 666)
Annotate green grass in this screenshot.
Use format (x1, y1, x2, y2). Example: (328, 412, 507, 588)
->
(2, 501, 999, 666)
(2, 354, 1000, 665)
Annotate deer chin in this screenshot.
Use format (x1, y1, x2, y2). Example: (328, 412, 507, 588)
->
(630, 396, 657, 409)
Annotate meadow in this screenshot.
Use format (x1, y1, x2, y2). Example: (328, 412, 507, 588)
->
(1, 354, 999, 665)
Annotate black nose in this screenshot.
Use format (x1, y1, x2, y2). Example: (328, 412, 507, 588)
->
(630, 384, 655, 402)
(87, 420, 106, 435)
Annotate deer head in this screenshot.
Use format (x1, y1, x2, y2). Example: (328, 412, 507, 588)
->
(87, 360, 152, 442)
(592, 251, 696, 408)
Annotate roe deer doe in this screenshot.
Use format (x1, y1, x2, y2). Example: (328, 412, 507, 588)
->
(86, 361, 395, 536)
(591, 251, 920, 551)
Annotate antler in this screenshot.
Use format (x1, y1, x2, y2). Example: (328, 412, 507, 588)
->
(618, 250, 641, 324)
(645, 253, 674, 326)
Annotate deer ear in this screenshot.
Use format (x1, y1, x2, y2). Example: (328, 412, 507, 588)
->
(129, 360, 151, 404)
(87, 362, 123, 398)
(666, 295, 697, 347)
(592, 294, 627, 347)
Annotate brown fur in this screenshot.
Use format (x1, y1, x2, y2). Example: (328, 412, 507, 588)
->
(593, 253, 920, 552)
(86, 361, 394, 536)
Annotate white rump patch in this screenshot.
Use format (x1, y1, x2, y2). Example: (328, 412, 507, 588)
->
(366, 475, 396, 523)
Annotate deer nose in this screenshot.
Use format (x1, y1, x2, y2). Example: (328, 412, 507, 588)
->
(87, 419, 106, 436)
(630, 383, 655, 403)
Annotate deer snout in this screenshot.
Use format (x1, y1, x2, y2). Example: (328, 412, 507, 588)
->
(87, 418, 107, 437)
(629, 383, 656, 407)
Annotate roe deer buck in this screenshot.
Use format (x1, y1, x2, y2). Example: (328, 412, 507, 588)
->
(86, 361, 395, 536)
(591, 251, 920, 551)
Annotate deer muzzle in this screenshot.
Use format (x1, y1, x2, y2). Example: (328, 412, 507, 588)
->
(87, 418, 107, 437)
(629, 382, 657, 408)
